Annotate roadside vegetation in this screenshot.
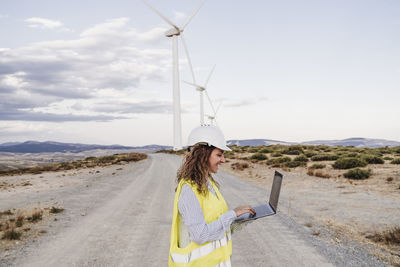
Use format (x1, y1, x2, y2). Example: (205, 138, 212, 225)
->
(1, 206, 63, 244)
(223, 144, 400, 184)
(0, 153, 147, 176)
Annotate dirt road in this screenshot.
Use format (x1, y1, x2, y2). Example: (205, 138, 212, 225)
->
(0, 154, 384, 266)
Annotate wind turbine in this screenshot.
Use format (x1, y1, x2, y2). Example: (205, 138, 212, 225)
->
(206, 102, 222, 126)
(183, 65, 216, 125)
(143, 0, 205, 150)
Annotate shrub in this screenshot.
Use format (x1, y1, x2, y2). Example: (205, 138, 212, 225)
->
(311, 154, 339, 161)
(231, 162, 249, 171)
(27, 211, 42, 223)
(333, 157, 367, 169)
(294, 155, 308, 162)
(284, 161, 305, 168)
(343, 152, 359, 157)
(314, 170, 330, 178)
(0, 210, 13, 216)
(310, 163, 325, 169)
(266, 157, 291, 165)
(250, 153, 268, 161)
(271, 152, 282, 157)
(343, 168, 371, 179)
(282, 145, 304, 155)
(15, 215, 24, 227)
(248, 147, 259, 153)
(50, 207, 64, 214)
(391, 158, 400, 164)
(361, 155, 384, 164)
(259, 148, 272, 153)
(2, 228, 21, 240)
(366, 227, 400, 246)
(383, 156, 393, 160)
(307, 168, 315, 176)
(304, 151, 317, 158)
(224, 151, 236, 159)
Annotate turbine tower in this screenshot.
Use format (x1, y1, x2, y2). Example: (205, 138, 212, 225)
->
(183, 65, 216, 125)
(143, 1, 205, 150)
(206, 102, 222, 126)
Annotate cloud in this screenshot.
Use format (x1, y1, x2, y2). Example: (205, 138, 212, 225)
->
(173, 11, 186, 22)
(0, 18, 171, 122)
(91, 100, 172, 114)
(25, 17, 64, 29)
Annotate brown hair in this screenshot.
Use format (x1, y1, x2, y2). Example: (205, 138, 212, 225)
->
(176, 143, 220, 196)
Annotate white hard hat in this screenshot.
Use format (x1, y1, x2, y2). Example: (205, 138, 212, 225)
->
(188, 125, 232, 151)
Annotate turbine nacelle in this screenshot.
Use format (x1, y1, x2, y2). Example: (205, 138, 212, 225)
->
(196, 86, 205, 92)
(165, 28, 182, 37)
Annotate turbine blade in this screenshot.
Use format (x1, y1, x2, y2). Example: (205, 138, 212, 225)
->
(215, 102, 222, 116)
(205, 90, 216, 115)
(180, 33, 196, 84)
(204, 64, 215, 88)
(182, 0, 206, 29)
(143, 0, 178, 29)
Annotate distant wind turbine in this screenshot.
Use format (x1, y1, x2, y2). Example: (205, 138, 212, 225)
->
(206, 102, 222, 126)
(183, 65, 216, 125)
(143, 0, 205, 150)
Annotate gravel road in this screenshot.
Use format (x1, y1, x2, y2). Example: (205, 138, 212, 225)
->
(0, 153, 385, 267)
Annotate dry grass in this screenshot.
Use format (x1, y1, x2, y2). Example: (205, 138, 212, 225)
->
(2, 227, 21, 240)
(314, 170, 331, 179)
(230, 162, 249, 171)
(0, 152, 147, 176)
(49, 207, 64, 214)
(367, 227, 400, 246)
(27, 210, 43, 223)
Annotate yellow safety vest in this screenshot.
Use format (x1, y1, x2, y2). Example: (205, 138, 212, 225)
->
(169, 179, 232, 267)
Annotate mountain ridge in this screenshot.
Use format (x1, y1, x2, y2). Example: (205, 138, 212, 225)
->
(1, 137, 399, 153)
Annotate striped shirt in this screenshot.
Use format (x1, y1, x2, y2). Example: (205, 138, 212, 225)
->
(178, 180, 237, 246)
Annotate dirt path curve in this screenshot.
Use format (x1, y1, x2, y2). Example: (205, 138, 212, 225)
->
(1, 154, 384, 266)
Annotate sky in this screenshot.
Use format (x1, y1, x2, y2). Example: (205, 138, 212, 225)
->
(0, 0, 399, 146)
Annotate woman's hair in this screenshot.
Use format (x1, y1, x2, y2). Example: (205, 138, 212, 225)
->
(176, 143, 220, 196)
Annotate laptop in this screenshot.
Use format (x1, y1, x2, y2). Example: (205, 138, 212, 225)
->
(235, 170, 283, 222)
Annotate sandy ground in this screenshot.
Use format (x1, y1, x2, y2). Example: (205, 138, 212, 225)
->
(0, 153, 397, 266)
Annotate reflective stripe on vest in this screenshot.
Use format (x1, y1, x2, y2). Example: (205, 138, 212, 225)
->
(214, 259, 232, 267)
(170, 232, 232, 264)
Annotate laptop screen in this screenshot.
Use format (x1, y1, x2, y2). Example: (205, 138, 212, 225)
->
(269, 171, 283, 212)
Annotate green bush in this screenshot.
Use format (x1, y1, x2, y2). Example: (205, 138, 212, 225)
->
(391, 158, 400, 164)
(284, 161, 305, 168)
(332, 157, 367, 169)
(294, 155, 308, 162)
(282, 145, 304, 155)
(259, 147, 272, 153)
(391, 147, 400, 154)
(271, 152, 282, 157)
(248, 147, 259, 153)
(310, 163, 325, 169)
(311, 154, 339, 161)
(266, 157, 291, 165)
(361, 155, 384, 164)
(224, 151, 236, 159)
(304, 151, 317, 158)
(383, 156, 393, 160)
(343, 168, 371, 179)
(250, 153, 268, 161)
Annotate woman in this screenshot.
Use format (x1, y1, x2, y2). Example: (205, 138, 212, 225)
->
(169, 125, 255, 267)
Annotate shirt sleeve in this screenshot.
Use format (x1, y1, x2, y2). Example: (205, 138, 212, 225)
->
(178, 184, 237, 245)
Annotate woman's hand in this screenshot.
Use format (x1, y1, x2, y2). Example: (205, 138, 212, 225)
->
(234, 205, 256, 217)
